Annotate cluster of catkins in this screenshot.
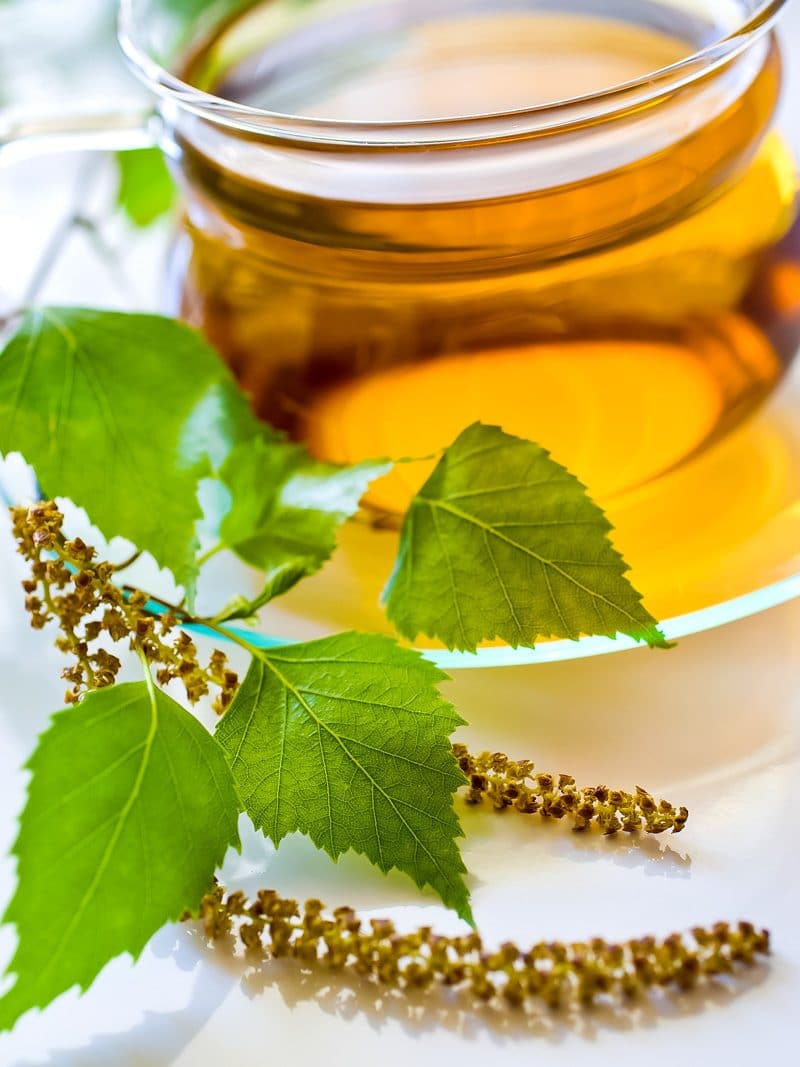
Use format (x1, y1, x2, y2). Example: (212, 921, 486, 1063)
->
(13, 502, 769, 1016)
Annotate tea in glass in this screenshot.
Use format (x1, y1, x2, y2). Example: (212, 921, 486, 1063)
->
(171, 0, 800, 514)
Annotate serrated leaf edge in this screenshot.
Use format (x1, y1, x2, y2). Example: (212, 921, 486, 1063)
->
(218, 635, 473, 924)
(0, 682, 240, 1027)
(384, 422, 668, 653)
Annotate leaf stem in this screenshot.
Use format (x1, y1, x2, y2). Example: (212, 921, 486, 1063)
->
(122, 584, 258, 651)
(111, 549, 143, 573)
(122, 585, 193, 623)
(124, 584, 272, 663)
(198, 616, 264, 659)
(197, 542, 225, 568)
(136, 643, 158, 703)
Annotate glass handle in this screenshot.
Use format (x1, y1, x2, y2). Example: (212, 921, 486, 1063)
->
(0, 105, 158, 164)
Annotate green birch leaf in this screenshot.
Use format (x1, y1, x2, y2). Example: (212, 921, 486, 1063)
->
(384, 422, 668, 653)
(115, 148, 177, 228)
(219, 433, 389, 606)
(215, 633, 472, 922)
(0, 682, 240, 1031)
(0, 308, 260, 599)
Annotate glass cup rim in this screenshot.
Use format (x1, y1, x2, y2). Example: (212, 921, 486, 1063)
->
(118, 0, 789, 147)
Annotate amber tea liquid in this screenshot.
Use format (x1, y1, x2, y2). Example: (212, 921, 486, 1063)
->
(175, 0, 800, 514)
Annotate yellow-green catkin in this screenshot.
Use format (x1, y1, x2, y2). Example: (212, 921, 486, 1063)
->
(194, 884, 769, 1009)
(12, 502, 238, 711)
(454, 746, 689, 835)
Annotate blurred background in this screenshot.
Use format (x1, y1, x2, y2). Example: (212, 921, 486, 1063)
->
(0, 0, 174, 319)
(0, 0, 125, 109)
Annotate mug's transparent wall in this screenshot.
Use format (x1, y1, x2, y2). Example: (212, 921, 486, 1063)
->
(127, 0, 800, 513)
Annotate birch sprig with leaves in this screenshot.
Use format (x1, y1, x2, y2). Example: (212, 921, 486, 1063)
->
(0, 309, 763, 1031)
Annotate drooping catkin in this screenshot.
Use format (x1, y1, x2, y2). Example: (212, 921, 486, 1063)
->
(193, 884, 769, 1009)
(13, 502, 238, 712)
(454, 745, 688, 835)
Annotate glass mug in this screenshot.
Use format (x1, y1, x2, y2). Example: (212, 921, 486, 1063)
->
(3, 0, 799, 519)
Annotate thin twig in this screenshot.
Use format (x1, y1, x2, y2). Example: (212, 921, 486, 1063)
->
(110, 549, 143, 573)
(21, 155, 102, 307)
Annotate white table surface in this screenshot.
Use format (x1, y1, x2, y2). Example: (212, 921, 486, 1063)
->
(1, 3, 800, 1065)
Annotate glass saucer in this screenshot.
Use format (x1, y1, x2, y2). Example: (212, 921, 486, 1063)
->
(223, 354, 800, 670)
